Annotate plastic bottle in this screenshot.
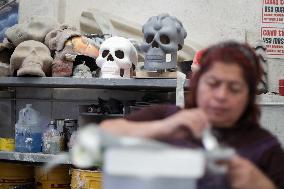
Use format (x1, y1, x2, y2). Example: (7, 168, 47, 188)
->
(15, 104, 42, 153)
(42, 121, 63, 154)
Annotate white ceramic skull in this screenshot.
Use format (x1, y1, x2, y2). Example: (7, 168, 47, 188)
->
(96, 36, 138, 78)
(10, 40, 53, 77)
(141, 14, 187, 71)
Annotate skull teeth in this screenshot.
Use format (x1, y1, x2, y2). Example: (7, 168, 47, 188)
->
(146, 55, 165, 62)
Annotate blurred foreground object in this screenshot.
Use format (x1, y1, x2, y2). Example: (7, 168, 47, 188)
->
(45, 125, 235, 189)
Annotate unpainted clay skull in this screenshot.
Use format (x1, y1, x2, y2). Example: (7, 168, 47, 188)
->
(96, 36, 138, 78)
(141, 14, 187, 71)
(5, 16, 58, 46)
(10, 40, 53, 77)
(44, 24, 80, 52)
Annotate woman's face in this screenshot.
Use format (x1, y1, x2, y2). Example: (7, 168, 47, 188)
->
(197, 61, 249, 128)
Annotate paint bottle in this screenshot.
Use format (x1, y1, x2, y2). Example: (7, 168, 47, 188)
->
(42, 121, 63, 154)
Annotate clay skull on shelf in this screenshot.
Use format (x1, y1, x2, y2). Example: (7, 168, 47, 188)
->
(140, 14, 187, 71)
(45, 25, 100, 77)
(44, 25, 80, 77)
(96, 36, 138, 78)
(10, 40, 53, 77)
(5, 16, 58, 46)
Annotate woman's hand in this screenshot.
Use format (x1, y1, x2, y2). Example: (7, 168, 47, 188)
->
(228, 155, 277, 189)
(101, 108, 210, 140)
(160, 108, 210, 139)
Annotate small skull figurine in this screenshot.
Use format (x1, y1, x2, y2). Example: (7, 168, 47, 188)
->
(10, 40, 53, 77)
(141, 14, 187, 71)
(96, 36, 138, 78)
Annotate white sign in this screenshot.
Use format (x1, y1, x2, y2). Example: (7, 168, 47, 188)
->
(262, 27, 284, 57)
(262, 0, 284, 24)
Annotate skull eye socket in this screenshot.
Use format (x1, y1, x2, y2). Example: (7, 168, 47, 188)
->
(102, 50, 109, 58)
(115, 50, 124, 59)
(160, 35, 170, 44)
(146, 35, 154, 44)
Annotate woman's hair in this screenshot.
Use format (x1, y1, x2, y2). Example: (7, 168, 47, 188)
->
(186, 41, 262, 129)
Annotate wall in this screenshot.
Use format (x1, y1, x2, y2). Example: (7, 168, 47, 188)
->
(19, 0, 260, 45)
(63, 0, 256, 45)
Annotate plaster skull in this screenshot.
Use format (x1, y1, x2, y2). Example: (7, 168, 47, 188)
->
(5, 16, 58, 46)
(10, 40, 53, 77)
(140, 14, 187, 71)
(96, 36, 138, 78)
(44, 24, 80, 51)
(72, 63, 93, 78)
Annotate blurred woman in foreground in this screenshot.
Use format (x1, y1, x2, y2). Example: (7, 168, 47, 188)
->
(101, 41, 284, 189)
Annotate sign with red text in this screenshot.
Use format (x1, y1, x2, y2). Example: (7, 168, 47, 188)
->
(262, 0, 284, 23)
(261, 27, 284, 57)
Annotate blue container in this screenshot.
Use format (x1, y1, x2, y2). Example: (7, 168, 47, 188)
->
(15, 129, 42, 153)
(15, 104, 42, 153)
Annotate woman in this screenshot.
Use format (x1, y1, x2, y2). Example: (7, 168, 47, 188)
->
(101, 41, 284, 189)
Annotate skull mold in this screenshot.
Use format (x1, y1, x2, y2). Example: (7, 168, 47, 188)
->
(10, 40, 53, 77)
(141, 14, 187, 71)
(96, 36, 138, 78)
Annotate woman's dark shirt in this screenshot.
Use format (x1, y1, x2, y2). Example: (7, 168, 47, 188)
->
(125, 104, 284, 189)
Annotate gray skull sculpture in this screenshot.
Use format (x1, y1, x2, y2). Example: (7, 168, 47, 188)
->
(141, 14, 187, 71)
